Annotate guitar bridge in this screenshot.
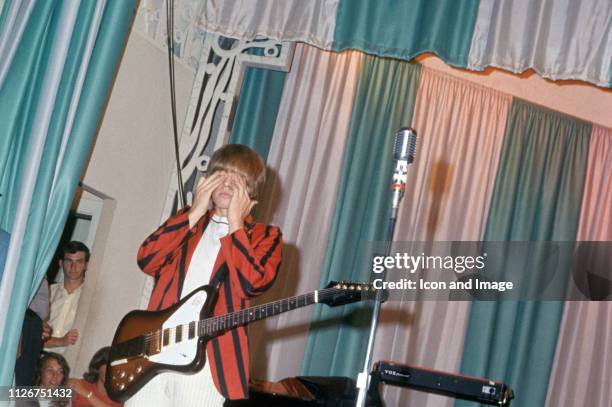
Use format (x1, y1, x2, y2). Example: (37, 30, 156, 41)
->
(146, 330, 161, 356)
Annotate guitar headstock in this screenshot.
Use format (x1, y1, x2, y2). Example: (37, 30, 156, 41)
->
(320, 281, 388, 307)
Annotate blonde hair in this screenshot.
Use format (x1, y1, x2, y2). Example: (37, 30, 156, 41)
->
(208, 144, 266, 197)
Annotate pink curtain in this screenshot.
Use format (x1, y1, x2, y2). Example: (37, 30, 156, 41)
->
(546, 125, 612, 407)
(249, 44, 364, 381)
(374, 67, 511, 406)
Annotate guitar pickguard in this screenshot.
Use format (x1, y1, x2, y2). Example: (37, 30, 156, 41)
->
(147, 290, 207, 366)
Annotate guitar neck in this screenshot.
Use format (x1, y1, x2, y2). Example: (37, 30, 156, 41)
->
(198, 289, 325, 336)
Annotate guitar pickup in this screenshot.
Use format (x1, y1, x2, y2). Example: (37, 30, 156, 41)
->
(175, 325, 183, 343)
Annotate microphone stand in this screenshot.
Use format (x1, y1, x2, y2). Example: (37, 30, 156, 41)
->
(354, 206, 401, 407)
(355, 127, 415, 407)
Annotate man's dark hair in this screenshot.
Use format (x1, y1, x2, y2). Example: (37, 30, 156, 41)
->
(62, 241, 90, 262)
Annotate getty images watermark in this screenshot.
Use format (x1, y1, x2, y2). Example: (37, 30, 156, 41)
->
(360, 241, 611, 301)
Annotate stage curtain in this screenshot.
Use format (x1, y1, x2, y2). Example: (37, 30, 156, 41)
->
(0, 229, 8, 282)
(200, 0, 479, 67)
(332, 0, 479, 67)
(545, 125, 612, 407)
(0, 0, 34, 86)
(374, 67, 510, 407)
(0, 0, 135, 385)
(301, 54, 421, 378)
(171, 0, 610, 87)
(456, 100, 592, 407)
(200, 0, 340, 48)
(468, 0, 612, 87)
(248, 44, 364, 381)
(229, 57, 287, 161)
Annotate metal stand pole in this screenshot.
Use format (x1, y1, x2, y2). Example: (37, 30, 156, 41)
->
(354, 208, 399, 407)
(355, 127, 416, 407)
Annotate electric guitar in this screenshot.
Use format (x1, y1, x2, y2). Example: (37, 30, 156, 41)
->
(105, 281, 384, 402)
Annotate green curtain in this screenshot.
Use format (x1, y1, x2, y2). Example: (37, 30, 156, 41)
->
(609, 56, 612, 88)
(229, 64, 286, 161)
(0, 0, 8, 27)
(0, 229, 8, 281)
(0, 0, 135, 385)
(332, 0, 480, 67)
(301, 55, 421, 377)
(456, 100, 592, 407)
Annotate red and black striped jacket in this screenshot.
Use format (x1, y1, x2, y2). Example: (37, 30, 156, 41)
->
(137, 208, 282, 400)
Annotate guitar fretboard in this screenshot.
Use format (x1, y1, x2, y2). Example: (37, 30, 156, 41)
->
(199, 291, 319, 336)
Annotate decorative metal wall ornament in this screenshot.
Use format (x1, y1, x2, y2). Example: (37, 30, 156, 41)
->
(138, 32, 294, 308)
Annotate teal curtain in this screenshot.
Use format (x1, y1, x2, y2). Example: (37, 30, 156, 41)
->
(609, 57, 612, 88)
(332, 0, 480, 67)
(456, 100, 592, 407)
(229, 64, 286, 161)
(0, 229, 8, 281)
(302, 55, 421, 377)
(0, 0, 135, 385)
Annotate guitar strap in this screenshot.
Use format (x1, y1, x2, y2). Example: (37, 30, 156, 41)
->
(210, 262, 229, 290)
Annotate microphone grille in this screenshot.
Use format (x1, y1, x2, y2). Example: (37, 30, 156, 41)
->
(394, 127, 417, 163)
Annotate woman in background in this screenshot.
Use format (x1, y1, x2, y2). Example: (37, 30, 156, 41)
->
(33, 352, 70, 389)
(69, 347, 122, 407)
(28, 352, 70, 406)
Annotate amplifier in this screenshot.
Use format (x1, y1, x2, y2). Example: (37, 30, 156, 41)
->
(370, 361, 514, 406)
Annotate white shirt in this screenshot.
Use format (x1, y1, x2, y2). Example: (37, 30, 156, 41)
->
(181, 215, 229, 299)
(44, 283, 82, 354)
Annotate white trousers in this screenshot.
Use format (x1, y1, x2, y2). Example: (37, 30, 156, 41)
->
(125, 362, 225, 407)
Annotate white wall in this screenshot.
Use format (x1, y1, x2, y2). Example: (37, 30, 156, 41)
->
(67, 30, 194, 375)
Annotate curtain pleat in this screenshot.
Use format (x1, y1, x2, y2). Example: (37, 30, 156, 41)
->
(375, 67, 510, 406)
(248, 44, 364, 381)
(545, 125, 612, 407)
(302, 54, 421, 378)
(333, 0, 479, 67)
(0, 229, 8, 281)
(201, 0, 339, 48)
(229, 56, 286, 161)
(468, 0, 612, 87)
(0, 0, 36, 88)
(457, 100, 592, 407)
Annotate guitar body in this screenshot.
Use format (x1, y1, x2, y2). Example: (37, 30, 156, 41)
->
(105, 280, 381, 403)
(106, 284, 218, 402)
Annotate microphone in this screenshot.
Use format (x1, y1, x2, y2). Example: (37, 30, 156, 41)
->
(391, 127, 417, 212)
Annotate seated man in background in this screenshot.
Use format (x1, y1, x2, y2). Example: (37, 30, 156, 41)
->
(44, 241, 90, 354)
